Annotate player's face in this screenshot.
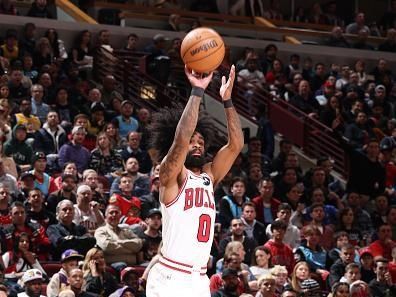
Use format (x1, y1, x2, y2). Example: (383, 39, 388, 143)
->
(185, 132, 205, 169)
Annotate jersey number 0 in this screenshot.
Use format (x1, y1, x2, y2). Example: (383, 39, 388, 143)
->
(197, 214, 212, 242)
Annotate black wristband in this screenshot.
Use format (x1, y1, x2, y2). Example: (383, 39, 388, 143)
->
(223, 100, 233, 108)
(191, 87, 205, 98)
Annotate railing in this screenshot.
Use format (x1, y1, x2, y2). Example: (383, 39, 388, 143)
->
(95, 47, 348, 177)
(94, 48, 228, 157)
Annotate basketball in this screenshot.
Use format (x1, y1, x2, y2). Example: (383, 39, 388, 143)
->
(181, 27, 225, 73)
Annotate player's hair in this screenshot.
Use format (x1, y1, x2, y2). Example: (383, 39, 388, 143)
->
(148, 103, 214, 161)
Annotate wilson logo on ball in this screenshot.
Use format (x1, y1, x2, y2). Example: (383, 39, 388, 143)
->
(190, 40, 219, 56)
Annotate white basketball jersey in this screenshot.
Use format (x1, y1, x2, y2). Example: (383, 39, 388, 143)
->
(160, 170, 216, 268)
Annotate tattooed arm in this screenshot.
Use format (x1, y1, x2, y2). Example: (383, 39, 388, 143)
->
(206, 65, 244, 186)
(159, 67, 213, 204)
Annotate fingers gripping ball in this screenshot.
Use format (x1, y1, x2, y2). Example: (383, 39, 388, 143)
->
(181, 27, 225, 73)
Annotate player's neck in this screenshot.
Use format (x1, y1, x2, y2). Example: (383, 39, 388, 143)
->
(188, 167, 202, 175)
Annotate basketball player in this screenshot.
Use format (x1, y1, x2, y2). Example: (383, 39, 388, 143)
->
(146, 65, 243, 297)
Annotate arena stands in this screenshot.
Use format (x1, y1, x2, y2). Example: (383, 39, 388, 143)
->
(0, 1, 395, 297)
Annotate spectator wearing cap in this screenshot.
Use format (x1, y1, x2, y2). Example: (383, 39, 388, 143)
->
(95, 204, 143, 270)
(46, 250, 83, 297)
(3, 124, 33, 171)
(372, 84, 392, 118)
(72, 114, 97, 151)
(46, 173, 77, 214)
(26, 188, 56, 229)
(33, 110, 67, 165)
(17, 172, 35, 201)
(30, 84, 49, 124)
(120, 267, 142, 296)
(369, 258, 396, 297)
(59, 126, 91, 173)
(3, 201, 51, 261)
(211, 268, 240, 297)
(47, 199, 96, 260)
(67, 268, 96, 297)
(12, 98, 41, 134)
(19, 268, 46, 297)
(360, 247, 376, 284)
(116, 100, 139, 139)
(73, 185, 104, 234)
(0, 159, 18, 196)
(29, 152, 50, 197)
(121, 131, 152, 174)
(109, 286, 136, 297)
(136, 208, 162, 263)
(89, 132, 123, 179)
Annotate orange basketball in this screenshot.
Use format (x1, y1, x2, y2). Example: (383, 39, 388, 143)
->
(181, 27, 225, 73)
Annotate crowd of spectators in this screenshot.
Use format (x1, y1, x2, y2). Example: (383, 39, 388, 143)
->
(0, 2, 393, 297)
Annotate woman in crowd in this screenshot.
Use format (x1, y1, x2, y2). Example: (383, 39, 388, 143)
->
(104, 122, 122, 149)
(0, 140, 17, 177)
(329, 282, 350, 297)
(89, 132, 123, 180)
(71, 30, 93, 78)
(320, 95, 345, 132)
(291, 261, 321, 296)
(250, 246, 272, 279)
(2, 233, 47, 285)
(219, 177, 250, 230)
(82, 247, 118, 297)
(336, 207, 363, 247)
(265, 59, 287, 87)
(44, 28, 68, 62)
(54, 87, 78, 124)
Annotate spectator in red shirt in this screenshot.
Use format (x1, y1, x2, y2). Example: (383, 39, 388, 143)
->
(3, 201, 51, 260)
(369, 223, 396, 261)
(252, 178, 280, 226)
(264, 220, 295, 274)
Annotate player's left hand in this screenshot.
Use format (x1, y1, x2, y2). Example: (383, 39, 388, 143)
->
(185, 66, 213, 90)
(220, 65, 235, 101)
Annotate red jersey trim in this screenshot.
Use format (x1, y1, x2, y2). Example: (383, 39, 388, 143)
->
(165, 172, 188, 208)
(162, 256, 207, 269)
(159, 261, 207, 276)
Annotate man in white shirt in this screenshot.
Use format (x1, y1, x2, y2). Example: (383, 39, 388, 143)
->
(18, 269, 46, 297)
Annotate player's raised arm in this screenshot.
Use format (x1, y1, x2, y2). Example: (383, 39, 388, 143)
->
(208, 65, 244, 185)
(159, 67, 213, 188)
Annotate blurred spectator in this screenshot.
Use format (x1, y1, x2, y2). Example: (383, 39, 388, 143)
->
(0, 0, 17, 15)
(378, 28, 396, 52)
(58, 126, 90, 173)
(353, 29, 375, 50)
(33, 37, 52, 69)
(72, 114, 96, 151)
(116, 101, 138, 139)
(30, 84, 49, 124)
(95, 29, 112, 52)
(0, 184, 11, 225)
(82, 247, 118, 296)
(137, 208, 162, 263)
(308, 2, 328, 25)
(346, 12, 370, 35)
(66, 268, 94, 297)
(8, 67, 30, 103)
(190, 0, 219, 13)
(272, 139, 292, 173)
(19, 23, 36, 57)
(0, 29, 19, 64)
(291, 6, 308, 23)
(326, 26, 350, 48)
(19, 269, 46, 297)
(251, 178, 280, 226)
(290, 262, 321, 296)
(263, 0, 283, 20)
(45, 28, 68, 62)
(121, 131, 151, 174)
(368, 258, 396, 296)
(379, 0, 396, 32)
(46, 173, 77, 214)
(12, 98, 41, 134)
(369, 223, 396, 260)
(310, 63, 327, 93)
(241, 202, 267, 245)
(27, 0, 54, 19)
(100, 75, 122, 108)
(211, 268, 240, 297)
(166, 14, 181, 31)
(48, 161, 78, 194)
(70, 30, 93, 77)
(290, 80, 320, 117)
(3, 201, 51, 260)
(46, 199, 96, 260)
(261, 44, 278, 74)
(3, 124, 33, 172)
(26, 188, 56, 229)
(123, 33, 138, 52)
(95, 205, 143, 270)
(370, 59, 394, 91)
(329, 243, 356, 286)
(344, 192, 374, 240)
(324, 1, 344, 27)
(343, 111, 374, 149)
(0, 160, 17, 196)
